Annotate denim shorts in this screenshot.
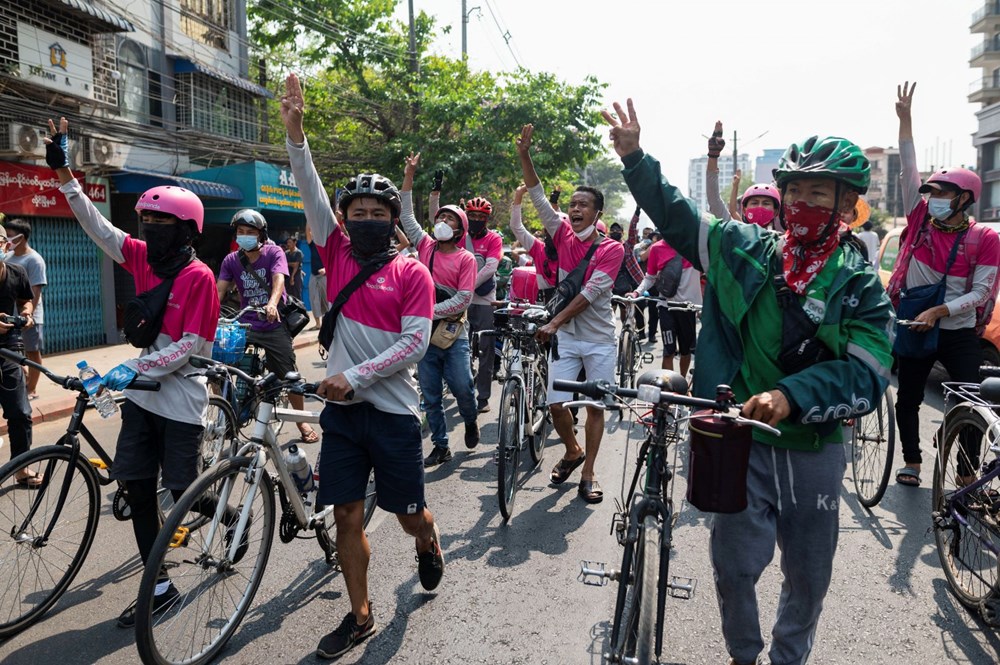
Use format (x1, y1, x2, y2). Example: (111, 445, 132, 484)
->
(317, 401, 425, 515)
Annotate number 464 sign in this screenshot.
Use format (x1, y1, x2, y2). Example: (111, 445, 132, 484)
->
(87, 183, 107, 202)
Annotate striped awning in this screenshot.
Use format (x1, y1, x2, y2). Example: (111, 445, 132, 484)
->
(112, 171, 243, 201)
(170, 56, 274, 99)
(44, 0, 135, 33)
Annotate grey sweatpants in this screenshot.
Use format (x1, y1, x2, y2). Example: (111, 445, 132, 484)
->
(709, 439, 846, 665)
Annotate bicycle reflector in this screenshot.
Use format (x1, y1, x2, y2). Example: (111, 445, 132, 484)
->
(637, 384, 660, 404)
(687, 411, 753, 513)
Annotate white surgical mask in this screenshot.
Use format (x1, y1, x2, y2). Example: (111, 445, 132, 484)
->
(928, 197, 955, 222)
(433, 221, 455, 241)
(573, 224, 595, 241)
(6, 234, 22, 251)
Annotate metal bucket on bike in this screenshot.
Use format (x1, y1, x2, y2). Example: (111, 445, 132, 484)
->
(686, 410, 753, 513)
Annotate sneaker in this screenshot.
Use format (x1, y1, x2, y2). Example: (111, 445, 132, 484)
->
(224, 507, 254, 564)
(117, 582, 180, 628)
(423, 447, 452, 467)
(316, 606, 376, 659)
(416, 523, 445, 591)
(464, 421, 480, 449)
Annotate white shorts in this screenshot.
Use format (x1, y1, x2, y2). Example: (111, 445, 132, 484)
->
(547, 335, 617, 404)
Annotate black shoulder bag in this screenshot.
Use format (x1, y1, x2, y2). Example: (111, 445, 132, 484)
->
(122, 278, 175, 349)
(771, 244, 836, 374)
(318, 261, 387, 352)
(239, 253, 310, 338)
(545, 238, 601, 319)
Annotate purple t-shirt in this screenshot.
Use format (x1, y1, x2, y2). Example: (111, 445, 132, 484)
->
(219, 244, 289, 332)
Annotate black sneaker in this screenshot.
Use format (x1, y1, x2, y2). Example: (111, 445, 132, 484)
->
(316, 606, 376, 660)
(464, 421, 480, 449)
(117, 582, 180, 628)
(423, 447, 452, 467)
(224, 507, 253, 564)
(416, 523, 445, 591)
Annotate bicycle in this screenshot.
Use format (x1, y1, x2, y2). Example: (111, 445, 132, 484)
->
(566, 375, 777, 665)
(931, 366, 1000, 626)
(473, 303, 551, 522)
(133, 356, 378, 665)
(612, 295, 653, 389)
(848, 386, 895, 508)
(0, 349, 170, 638)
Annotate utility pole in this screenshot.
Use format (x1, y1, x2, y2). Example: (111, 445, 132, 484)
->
(462, 0, 467, 58)
(733, 130, 739, 183)
(408, 0, 417, 74)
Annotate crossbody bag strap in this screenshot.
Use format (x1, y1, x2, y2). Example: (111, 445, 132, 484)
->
(238, 252, 271, 292)
(563, 237, 601, 282)
(938, 229, 967, 287)
(330, 261, 383, 313)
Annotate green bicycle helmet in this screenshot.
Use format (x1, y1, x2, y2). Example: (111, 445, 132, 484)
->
(773, 136, 870, 194)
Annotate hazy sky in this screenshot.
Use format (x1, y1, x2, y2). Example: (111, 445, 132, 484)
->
(395, 0, 983, 211)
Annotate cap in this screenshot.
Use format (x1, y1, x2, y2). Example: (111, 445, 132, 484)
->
(77, 360, 87, 369)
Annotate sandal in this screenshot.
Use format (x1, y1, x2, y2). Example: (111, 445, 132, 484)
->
(15, 470, 43, 489)
(895, 466, 921, 487)
(578, 478, 604, 504)
(298, 426, 320, 444)
(550, 454, 585, 485)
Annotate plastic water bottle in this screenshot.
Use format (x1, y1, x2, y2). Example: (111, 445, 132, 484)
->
(77, 360, 119, 419)
(285, 444, 315, 495)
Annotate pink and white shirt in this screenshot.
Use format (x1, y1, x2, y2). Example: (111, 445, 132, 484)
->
(638, 240, 703, 307)
(287, 138, 433, 418)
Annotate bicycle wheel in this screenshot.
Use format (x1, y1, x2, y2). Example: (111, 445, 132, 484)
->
(932, 405, 1000, 610)
(315, 469, 378, 566)
(528, 356, 549, 466)
(135, 456, 276, 665)
(850, 387, 895, 508)
(610, 515, 645, 661)
(0, 445, 101, 638)
(497, 380, 522, 522)
(637, 514, 662, 665)
(618, 331, 637, 389)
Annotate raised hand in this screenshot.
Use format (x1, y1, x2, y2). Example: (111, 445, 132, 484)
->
(601, 99, 640, 158)
(513, 182, 528, 204)
(896, 81, 916, 120)
(516, 124, 533, 155)
(732, 169, 742, 188)
(404, 151, 421, 178)
(44, 117, 70, 171)
(280, 73, 306, 143)
(708, 120, 725, 158)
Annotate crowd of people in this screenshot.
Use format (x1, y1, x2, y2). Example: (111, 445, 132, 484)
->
(3, 75, 994, 664)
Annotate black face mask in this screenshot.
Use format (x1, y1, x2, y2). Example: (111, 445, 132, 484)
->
(610, 231, 623, 241)
(543, 234, 558, 261)
(345, 219, 395, 262)
(468, 219, 488, 237)
(142, 223, 194, 278)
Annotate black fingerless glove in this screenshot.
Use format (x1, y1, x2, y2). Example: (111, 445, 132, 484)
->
(432, 170, 444, 192)
(45, 132, 70, 170)
(707, 130, 725, 159)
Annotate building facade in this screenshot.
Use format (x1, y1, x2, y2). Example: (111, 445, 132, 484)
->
(0, 0, 300, 353)
(687, 153, 752, 216)
(754, 148, 784, 185)
(972, 1, 1000, 222)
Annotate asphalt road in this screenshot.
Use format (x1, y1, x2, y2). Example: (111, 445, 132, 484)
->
(1, 351, 998, 665)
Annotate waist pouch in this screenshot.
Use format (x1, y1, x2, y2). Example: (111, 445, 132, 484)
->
(123, 278, 174, 349)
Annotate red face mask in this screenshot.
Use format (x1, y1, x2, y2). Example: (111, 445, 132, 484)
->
(744, 206, 775, 227)
(782, 200, 837, 244)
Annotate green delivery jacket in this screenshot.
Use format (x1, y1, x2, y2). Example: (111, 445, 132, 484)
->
(622, 150, 894, 451)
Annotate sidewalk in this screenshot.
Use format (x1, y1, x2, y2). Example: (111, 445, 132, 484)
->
(4, 328, 323, 436)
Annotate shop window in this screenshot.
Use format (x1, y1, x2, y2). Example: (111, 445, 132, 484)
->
(181, 0, 231, 50)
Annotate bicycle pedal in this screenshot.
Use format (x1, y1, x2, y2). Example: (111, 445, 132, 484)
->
(578, 560, 618, 586)
(667, 575, 696, 599)
(87, 457, 109, 470)
(169, 526, 190, 548)
(641, 353, 655, 364)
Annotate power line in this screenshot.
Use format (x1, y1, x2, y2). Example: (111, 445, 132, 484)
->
(482, 0, 521, 69)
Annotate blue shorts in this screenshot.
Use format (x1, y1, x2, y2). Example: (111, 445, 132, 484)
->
(317, 402, 425, 515)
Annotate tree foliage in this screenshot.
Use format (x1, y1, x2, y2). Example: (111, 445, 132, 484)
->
(248, 0, 610, 220)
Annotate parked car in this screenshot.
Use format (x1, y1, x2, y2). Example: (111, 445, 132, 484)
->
(877, 224, 1000, 366)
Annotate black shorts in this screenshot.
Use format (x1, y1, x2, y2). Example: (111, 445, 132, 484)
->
(112, 399, 204, 491)
(318, 402, 425, 515)
(659, 308, 697, 357)
(247, 327, 298, 378)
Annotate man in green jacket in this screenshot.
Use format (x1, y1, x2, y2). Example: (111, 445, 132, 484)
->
(604, 100, 893, 665)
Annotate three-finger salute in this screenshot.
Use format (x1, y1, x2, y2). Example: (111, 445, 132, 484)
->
(601, 98, 640, 158)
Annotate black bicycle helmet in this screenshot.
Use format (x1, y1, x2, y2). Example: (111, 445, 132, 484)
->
(231, 209, 268, 240)
(337, 173, 402, 218)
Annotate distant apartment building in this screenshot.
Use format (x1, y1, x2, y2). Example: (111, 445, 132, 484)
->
(862, 146, 904, 217)
(971, 1, 1000, 222)
(754, 149, 784, 184)
(688, 153, 752, 215)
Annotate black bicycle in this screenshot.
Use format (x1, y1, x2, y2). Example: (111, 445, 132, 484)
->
(564, 374, 777, 665)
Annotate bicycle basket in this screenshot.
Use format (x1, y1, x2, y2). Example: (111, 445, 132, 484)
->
(212, 322, 249, 364)
(686, 410, 753, 514)
(233, 345, 265, 405)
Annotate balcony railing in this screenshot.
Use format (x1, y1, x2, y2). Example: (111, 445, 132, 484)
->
(972, 1, 1000, 27)
(972, 40, 1000, 60)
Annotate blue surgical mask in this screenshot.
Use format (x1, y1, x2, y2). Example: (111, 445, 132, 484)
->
(236, 235, 260, 251)
(928, 197, 955, 222)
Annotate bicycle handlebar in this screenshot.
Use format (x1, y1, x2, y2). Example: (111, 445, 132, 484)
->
(981, 365, 1000, 379)
(219, 306, 265, 325)
(552, 378, 780, 436)
(0, 348, 160, 393)
(190, 355, 355, 401)
(612, 295, 648, 304)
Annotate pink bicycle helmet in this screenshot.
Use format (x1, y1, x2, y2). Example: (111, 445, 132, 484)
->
(435, 204, 469, 244)
(135, 186, 205, 233)
(740, 183, 781, 208)
(596, 220, 608, 234)
(919, 168, 982, 204)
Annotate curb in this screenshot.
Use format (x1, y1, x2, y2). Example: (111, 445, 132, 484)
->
(3, 332, 323, 436)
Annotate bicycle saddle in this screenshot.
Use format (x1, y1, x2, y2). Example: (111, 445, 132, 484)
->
(637, 369, 688, 395)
